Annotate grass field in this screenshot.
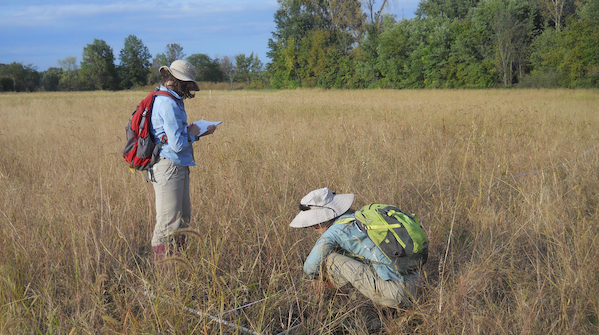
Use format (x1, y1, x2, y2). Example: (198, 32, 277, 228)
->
(1, 88, 598, 334)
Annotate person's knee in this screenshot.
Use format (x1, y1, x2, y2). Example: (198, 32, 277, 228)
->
(324, 253, 372, 288)
(322, 253, 351, 286)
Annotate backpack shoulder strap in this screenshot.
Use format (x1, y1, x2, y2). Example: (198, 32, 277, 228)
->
(153, 88, 176, 100)
(149, 88, 176, 131)
(334, 217, 355, 225)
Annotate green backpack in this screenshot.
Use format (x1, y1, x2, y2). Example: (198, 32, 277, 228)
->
(340, 203, 429, 274)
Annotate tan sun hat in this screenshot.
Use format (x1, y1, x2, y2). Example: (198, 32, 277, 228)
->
(159, 60, 200, 91)
(289, 188, 354, 228)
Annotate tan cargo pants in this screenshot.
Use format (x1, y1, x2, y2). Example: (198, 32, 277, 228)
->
(324, 253, 420, 307)
(150, 158, 191, 247)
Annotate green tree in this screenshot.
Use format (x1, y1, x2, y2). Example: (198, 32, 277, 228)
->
(235, 53, 252, 84)
(445, 18, 496, 88)
(297, 29, 328, 87)
(372, 17, 410, 87)
(152, 53, 169, 68)
(364, 0, 392, 30)
(0, 62, 40, 92)
(119, 35, 152, 89)
(268, 37, 300, 88)
(416, 0, 481, 19)
(79, 39, 118, 90)
(268, 0, 322, 88)
(41, 68, 63, 91)
(577, 0, 599, 22)
(470, 0, 536, 86)
(533, 0, 576, 31)
(165, 44, 185, 64)
(528, 0, 599, 87)
(150, 44, 185, 84)
(357, 0, 396, 89)
(403, 17, 453, 88)
(354, 14, 398, 88)
(267, 0, 365, 88)
(316, 45, 355, 88)
(557, 20, 598, 86)
(493, 8, 531, 85)
(219, 56, 235, 87)
(323, 0, 364, 54)
(268, 0, 323, 59)
(235, 53, 263, 85)
(58, 56, 81, 91)
(186, 54, 223, 82)
(249, 53, 265, 87)
(149, 53, 168, 84)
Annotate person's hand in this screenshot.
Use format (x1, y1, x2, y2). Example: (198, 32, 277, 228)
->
(202, 124, 217, 136)
(188, 124, 200, 137)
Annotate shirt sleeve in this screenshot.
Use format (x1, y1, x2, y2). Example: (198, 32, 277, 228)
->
(154, 97, 191, 153)
(303, 229, 340, 279)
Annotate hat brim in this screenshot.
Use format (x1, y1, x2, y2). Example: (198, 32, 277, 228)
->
(289, 193, 354, 228)
(159, 66, 200, 91)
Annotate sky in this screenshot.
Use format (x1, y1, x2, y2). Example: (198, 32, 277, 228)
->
(0, 0, 419, 72)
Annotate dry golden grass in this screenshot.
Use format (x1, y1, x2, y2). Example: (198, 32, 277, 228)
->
(1, 88, 598, 334)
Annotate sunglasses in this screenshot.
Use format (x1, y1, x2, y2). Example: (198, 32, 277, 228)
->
(298, 203, 339, 216)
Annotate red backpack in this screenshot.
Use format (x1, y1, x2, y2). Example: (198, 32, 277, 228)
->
(123, 89, 175, 170)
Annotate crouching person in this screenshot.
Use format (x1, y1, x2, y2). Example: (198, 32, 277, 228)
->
(289, 187, 426, 307)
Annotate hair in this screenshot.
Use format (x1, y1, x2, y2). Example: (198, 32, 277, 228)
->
(160, 71, 195, 99)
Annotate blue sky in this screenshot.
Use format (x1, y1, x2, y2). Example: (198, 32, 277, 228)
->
(0, 0, 419, 72)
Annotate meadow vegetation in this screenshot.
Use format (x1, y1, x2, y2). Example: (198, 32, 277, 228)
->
(1, 89, 598, 334)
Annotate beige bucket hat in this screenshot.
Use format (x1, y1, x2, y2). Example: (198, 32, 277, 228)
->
(159, 60, 200, 91)
(289, 188, 354, 228)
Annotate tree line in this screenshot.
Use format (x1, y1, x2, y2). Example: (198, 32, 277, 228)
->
(0, 36, 265, 92)
(1, 0, 598, 92)
(268, 0, 599, 88)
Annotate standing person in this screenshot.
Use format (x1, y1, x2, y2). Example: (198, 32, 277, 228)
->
(289, 187, 422, 307)
(149, 60, 216, 261)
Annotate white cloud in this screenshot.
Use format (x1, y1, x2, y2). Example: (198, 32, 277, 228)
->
(0, 0, 278, 28)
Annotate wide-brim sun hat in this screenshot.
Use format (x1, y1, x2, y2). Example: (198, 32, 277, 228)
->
(159, 60, 200, 91)
(289, 187, 354, 228)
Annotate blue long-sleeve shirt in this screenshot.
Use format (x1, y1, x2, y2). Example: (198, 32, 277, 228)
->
(150, 85, 197, 166)
(303, 214, 404, 282)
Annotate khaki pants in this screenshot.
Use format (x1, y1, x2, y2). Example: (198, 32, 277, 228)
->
(324, 253, 420, 307)
(150, 158, 190, 247)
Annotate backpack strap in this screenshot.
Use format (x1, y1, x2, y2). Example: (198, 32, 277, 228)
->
(146, 135, 167, 182)
(330, 225, 396, 268)
(144, 89, 177, 182)
(152, 89, 176, 144)
(334, 217, 355, 225)
(154, 89, 176, 100)
(364, 224, 403, 230)
(149, 136, 168, 167)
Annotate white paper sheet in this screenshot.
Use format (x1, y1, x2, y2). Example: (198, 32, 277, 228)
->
(192, 120, 222, 136)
